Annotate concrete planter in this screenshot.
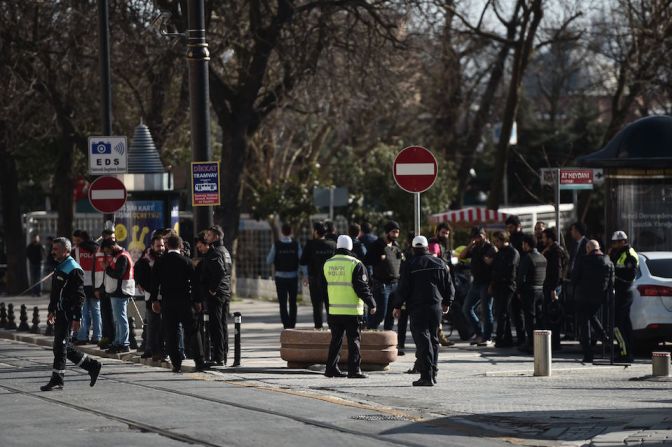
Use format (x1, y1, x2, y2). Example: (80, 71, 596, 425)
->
(280, 328, 398, 371)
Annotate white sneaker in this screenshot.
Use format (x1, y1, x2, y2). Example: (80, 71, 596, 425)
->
(477, 339, 494, 347)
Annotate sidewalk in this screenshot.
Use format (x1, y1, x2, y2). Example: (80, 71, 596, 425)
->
(1, 293, 671, 446)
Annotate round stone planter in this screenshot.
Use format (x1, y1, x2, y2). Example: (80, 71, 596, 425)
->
(280, 328, 398, 371)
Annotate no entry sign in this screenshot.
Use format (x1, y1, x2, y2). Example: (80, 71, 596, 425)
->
(393, 146, 438, 193)
(88, 176, 127, 214)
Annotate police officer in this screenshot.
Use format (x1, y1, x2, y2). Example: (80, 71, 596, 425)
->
(517, 234, 546, 354)
(609, 231, 638, 363)
(41, 237, 102, 391)
(393, 236, 453, 387)
(323, 236, 376, 379)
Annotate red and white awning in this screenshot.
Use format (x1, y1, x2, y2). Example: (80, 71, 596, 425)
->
(430, 207, 510, 225)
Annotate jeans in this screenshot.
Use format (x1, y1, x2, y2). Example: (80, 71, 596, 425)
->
(110, 296, 130, 347)
(462, 283, 493, 340)
(29, 263, 42, 295)
(77, 291, 101, 342)
(275, 277, 298, 329)
(367, 280, 398, 330)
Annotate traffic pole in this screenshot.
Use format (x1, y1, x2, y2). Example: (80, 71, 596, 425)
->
(555, 168, 560, 243)
(414, 193, 421, 237)
(97, 0, 115, 227)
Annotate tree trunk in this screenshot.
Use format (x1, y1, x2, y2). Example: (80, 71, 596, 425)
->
(0, 123, 28, 294)
(55, 137, 75, 238)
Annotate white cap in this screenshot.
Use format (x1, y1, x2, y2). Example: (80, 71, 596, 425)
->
(336, 235, 353, 251)
(611, 231, 628, 241)
(412, 235, 428, 248)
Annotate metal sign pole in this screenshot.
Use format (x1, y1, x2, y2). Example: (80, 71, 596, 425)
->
(414, 192, 421, 236)
(555, 168, 561, 240)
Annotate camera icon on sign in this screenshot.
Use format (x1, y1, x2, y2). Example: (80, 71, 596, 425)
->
(92, 141, 112, 154)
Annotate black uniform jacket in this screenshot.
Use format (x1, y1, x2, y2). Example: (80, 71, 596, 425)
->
(48, 256, 85, 321)
(491, 245, 520, 292)
(571, 251, 614, 303)
(150, 251, 198, 306)
(395, 251, 454, 312)
(364, 237, 403, 283)
(300, 238, 336, 277)
(201, 246, 227, 300)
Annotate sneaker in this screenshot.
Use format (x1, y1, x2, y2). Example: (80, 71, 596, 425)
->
(477, 339, 494, 347)
(470, 336, 483, 346)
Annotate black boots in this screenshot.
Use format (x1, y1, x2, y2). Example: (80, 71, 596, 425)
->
(86, 359, 102, 387)
(41, 373, 64, 392)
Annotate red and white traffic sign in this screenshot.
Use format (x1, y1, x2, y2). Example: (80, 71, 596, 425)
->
(393, 146, 438, 193)
(88, 176, 127, 214)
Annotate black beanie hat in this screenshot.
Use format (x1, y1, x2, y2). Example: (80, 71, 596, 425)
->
(384, 221, 400, 233)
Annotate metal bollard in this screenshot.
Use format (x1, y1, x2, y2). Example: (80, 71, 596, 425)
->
(30, 306, 41, 334)
(652, 352, 671, 377)
(232, 312, 242, 367)
(533, 330, 552, 377)
(5, 304, 17, 330)
(18, 304, 30, 332)
(128, 316, 138, 349)
(0, 303, 7, 328)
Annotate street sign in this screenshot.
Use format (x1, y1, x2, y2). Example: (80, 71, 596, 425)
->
(540, 168, 595, 190)
(191, 161, 220, 206)
(393, 146, 438, 194)
(88, 176, 127, 214)
(88, 136, 127, 174)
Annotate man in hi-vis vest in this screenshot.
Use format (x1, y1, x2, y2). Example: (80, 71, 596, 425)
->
(323, 235, 376, 379)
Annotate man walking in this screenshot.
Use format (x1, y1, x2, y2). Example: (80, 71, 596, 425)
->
(393, 236, 453, 386)
(134, 234, 165, 360)
(41, 237, 101, 391)
(489, 231, 520, 348)
(205, 225, 233, 362)
(266, 223, 301, 329)
(323, 236, 376, 379)
(72, 231, 102, 346)
(573, 240, 614, 363)
(150, 235, 206, 372)
(26, 233, 45, 296)
(101, 239, 135, 354)
(364, 221, 403, 330)
(609, 231, 638, 363)
(517, 234, 546, 353)
(196, 232, 227, 366)
(300, 222, 337, 328)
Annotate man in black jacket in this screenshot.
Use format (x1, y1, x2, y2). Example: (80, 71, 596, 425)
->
(348, 223, 367, 261)
(205, 225, 233, 361)
(300, 222, 337, 328)
(364, 221, 403, 330)
(517, 234, 546, 353)
(41, 237, 102, 391)
(266, 224, 302, 329)
(489, 231, 520, 348)
(394, 236, 453, 386)
(541, 228, 564, 350)
(150, 235, 206, 372)
(196, 233, 227, 366)
(134, 235, 165, 360)
(572, 240, 614, 363)
(505, 216, 525, 343)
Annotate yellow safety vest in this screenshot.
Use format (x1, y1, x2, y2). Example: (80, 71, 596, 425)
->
(616, 247, 639, 269)
(323, 254, 364, 316)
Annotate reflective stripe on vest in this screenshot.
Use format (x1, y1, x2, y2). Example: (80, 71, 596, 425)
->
(323, 255, 363, 316)
(104, 250, 136, 296)
(616, 247, 639, 268)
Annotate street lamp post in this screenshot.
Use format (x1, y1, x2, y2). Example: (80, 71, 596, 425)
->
(187, 0, 214, 235)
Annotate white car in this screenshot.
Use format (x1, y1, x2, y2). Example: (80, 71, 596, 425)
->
(632, 251, 672, 348)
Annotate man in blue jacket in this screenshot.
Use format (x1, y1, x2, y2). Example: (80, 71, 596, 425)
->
(41, 237, 102, 391)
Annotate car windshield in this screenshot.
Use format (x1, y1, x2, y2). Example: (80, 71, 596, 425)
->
(646, 259, 672, 278)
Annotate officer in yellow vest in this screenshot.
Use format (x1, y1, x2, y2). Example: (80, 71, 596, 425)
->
(609, 231, 639, 363)
(324, 235, 377, 378)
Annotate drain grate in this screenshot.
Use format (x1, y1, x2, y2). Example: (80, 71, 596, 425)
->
(351, 414, 410, 422)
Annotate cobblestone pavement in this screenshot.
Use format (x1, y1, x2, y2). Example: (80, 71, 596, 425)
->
(1, 294, 671, 446)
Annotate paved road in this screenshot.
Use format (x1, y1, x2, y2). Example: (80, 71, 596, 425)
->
(1, 295, 671, 446)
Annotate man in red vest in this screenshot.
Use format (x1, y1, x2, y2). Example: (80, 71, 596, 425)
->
(101, 239, 136, 354)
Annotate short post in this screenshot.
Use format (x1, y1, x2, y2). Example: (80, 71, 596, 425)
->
(18, 304, 30, 332)
(232, 312, 241, 367)
(128, 316, 138, 349)
(533, 330, 552, 377)
(0, 302, 7, 328)
(30, 306, 41, 334)
(5, 304, 17, 330)
(652, 352, 671, 377)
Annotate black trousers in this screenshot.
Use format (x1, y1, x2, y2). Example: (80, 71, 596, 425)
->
(494, 288, 514, 344)
(100, 293, 115, 342)
(326, 315, 361, 374)
(521, 288, 544, 344)
(410, 307, 441, 379)
(398, 307, 410, 348)
(578, 299, 604, 359)
(145, 301, 164, 355)
(162, 304, 204, 368)
(308, 275, 328, 329)
(52, 311, 95, 375)
(223, 301, 229, 360)
(614, 286, 634, 358)
(541, 286, 561, 349)
(207, 296, 225, 363)
(510, 292, 526, 343)
(275, 277, 298, 328)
